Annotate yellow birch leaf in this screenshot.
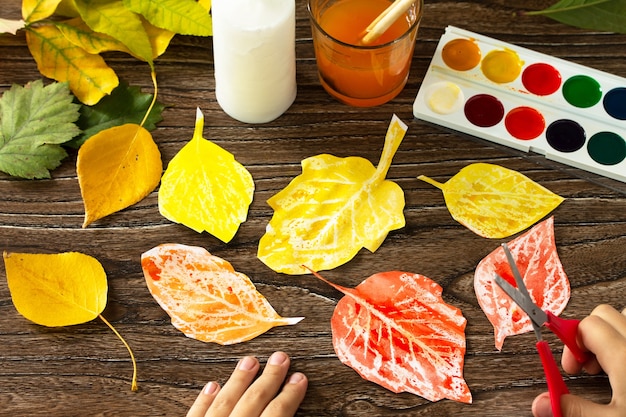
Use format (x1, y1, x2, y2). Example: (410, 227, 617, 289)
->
(141, 243, 303, 345)
(257, 115, 407, 275)
(158, 108, 254, 242)
(22, 0, 63, 23)
(3, 250, 138, 390)
(418, 163, 565, 239)
(25, 24, 119, 105)
(78, 123, 162, 227)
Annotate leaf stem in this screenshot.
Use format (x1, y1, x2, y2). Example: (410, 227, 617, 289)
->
(99, 314, 138, 391)
(417, 174, 445, 190)
(139, 68, 158, 128)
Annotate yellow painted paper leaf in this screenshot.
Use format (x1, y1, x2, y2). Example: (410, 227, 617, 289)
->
(3, 250, 138, 390)
(78, 123, 162, 227)
(418, 163, 565, 239)
(158, 108, 254, 243)
(258, 115, 407, 275)
(25, 24, 119, 105)
(22, 0, 63, 23)
(141, 244, 303, 345)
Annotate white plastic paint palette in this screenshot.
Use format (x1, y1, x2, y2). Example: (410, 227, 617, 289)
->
(413, 26, 626, 183)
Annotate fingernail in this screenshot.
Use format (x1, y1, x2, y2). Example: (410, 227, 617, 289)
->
(268, 351, 288, 366)
(288, 372, 305, 384)
(533, 394, 554, 417)
(203, 381, 219, 395)
(238, 356, 257, 371)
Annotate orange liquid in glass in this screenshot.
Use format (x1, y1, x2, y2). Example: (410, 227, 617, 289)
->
(315, 0, 415, 106)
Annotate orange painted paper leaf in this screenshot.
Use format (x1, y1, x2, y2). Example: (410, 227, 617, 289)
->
(159, 108, 254, 242)
(312, 269, 472, 403)
(77, 123, 162, 227)
(141, 244, 303, 345)
(419, 163, 564, 238)
(258, 115, 407, 274)
(474, 217, 571, 350)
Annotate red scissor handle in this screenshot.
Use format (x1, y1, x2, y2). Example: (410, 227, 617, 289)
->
(544, 311, 593, 364)
(536, 340, 569, 417)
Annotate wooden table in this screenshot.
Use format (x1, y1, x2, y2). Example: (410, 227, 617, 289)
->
(1, 1, 625, 415)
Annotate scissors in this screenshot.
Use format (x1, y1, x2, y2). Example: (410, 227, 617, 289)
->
(493, 243, 592, 417)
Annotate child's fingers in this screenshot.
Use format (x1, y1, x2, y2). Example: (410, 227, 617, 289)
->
(260, 372, 308, 417)
(186, 382, 221, 417)
(206, 356, 261, 417)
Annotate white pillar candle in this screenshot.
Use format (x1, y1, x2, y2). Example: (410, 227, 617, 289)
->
(212, 0, 297, 124)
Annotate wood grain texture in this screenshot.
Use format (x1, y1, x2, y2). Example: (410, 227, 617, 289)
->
(1, 1, 625, 415)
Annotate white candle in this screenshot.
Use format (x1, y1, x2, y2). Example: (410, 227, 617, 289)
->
(212, 0, 297, 124)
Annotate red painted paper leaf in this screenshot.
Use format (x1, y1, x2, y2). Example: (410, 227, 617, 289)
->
(474, 216, 571, 350)
(312, 269, 472, 403)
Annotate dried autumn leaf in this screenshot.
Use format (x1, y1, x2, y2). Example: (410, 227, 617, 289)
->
(311, 269, 472, 403)
(0, 80, 80, 179)
(158, 108, 254, 243)
(258, 115, 407, 274)
(141, 244, 303, 345)
(74, 0, 154, 64)
(25, 24, 119, 105)
(474, 216, 571, 350)
(3, 250, 138, 390)
(77, 123, 162, 227)
(124, 0, 213, 36)
(22, 0, 62, 23)
(418, 163, 564, 239)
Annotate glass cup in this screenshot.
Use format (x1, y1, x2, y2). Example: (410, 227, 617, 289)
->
(308, 0, 422, 107)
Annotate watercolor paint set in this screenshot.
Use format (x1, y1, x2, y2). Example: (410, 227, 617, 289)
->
(413, 26, 626, 183)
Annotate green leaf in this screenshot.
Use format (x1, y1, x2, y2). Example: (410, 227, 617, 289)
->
(0, 80, 81, 179)
(69, 81, 164, 148)
(528, 0, 626, 34)
(74, 0, 154, 63)
(123, 0, 212, 36)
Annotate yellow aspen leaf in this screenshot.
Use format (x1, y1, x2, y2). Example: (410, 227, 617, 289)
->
(22, 0, 63, 23)
(158, 108, 254, 243)
(25, 24, 119, 105)
(142, 19, 175, 59)
(258, 115, 407, 275)
(3, 251, 138, 391)
(77, 123, 162, 227)
(418, 163, 565, 239)
(141, 244, 303, 345)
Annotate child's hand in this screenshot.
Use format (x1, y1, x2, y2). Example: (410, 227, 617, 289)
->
(186, 351, 308, 417)
(532, 304, 626, 417)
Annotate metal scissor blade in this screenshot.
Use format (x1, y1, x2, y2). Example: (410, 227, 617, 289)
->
(494, 274, 548, 337)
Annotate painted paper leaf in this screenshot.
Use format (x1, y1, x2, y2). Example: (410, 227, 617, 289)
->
(474, 216, 571, 350)
(77, 123, 162, 227)
(258, 115, 407, 274)
(3, 251, 107, 327)
(418, 163, 564, 239)
(141, 244, 303, 345)
(158, 108, 254, 243)
(0, 18, 25, 35)
(312, 269, 472, 403)
(25, 24, 119, 105)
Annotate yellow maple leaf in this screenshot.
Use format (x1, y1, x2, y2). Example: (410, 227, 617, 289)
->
(257, 115, 407, 275)
(25, 24, 119, 105)
(418, 163, 565, 238)
(77, 123, 162, 227)
(3, 250, 138, 390)
(158, 108, 254, 242)
(141, 244, 303, 345)
(22, 0, 62, 23)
